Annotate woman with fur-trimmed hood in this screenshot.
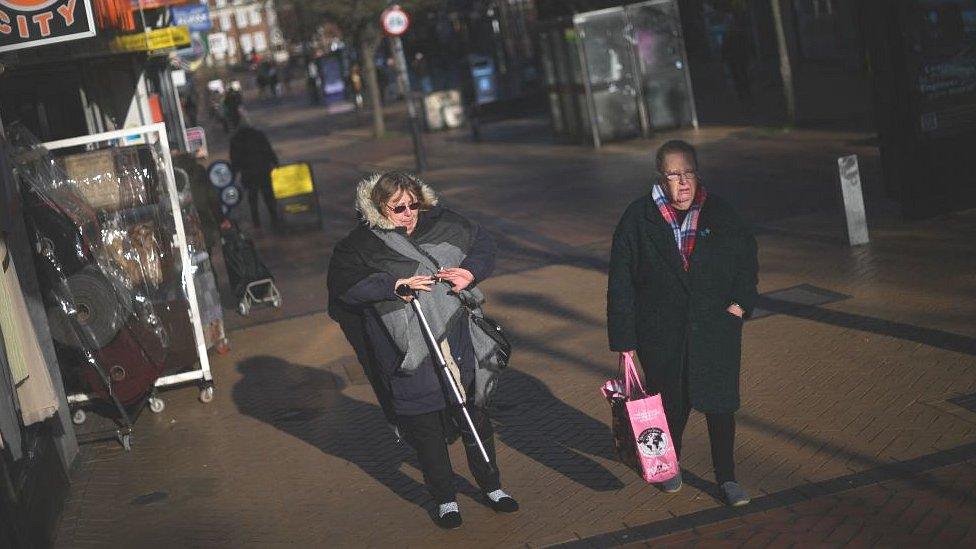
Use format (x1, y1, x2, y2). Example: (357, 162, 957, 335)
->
(327, 171, 518, 529)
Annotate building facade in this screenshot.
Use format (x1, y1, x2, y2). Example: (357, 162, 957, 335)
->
(205, 0, 284, 66)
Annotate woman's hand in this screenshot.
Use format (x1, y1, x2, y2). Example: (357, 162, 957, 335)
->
(726, 303, 745, 318)
(394, 275, 435, 302)
(436, 268, 475, 293)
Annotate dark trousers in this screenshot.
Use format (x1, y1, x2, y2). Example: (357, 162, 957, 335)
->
(668, 404, 736, 484)
(665, 358, 736, 484)
(398, 407, 500, 504)
(244, 177, 277, 227)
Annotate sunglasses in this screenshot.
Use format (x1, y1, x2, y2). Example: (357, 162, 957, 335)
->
(387, 202, 420, 214)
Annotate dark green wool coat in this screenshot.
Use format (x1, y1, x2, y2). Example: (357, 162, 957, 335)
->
(607, 192, 758, 414)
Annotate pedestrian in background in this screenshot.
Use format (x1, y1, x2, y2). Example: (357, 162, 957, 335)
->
(229, 121, 279, 230)
(281, 60, 294, 95)
(268, 63, 280, 98)
(607, 140, 758, 507)
(722, 14, 753, 108)
(257, 62, 270, 99)
(172, 152, 225, 255)
(223, 81, 244, 130)
(327, 171, 518, 529)
(306, 54, 322, 105)
(350, 64, 364, 110)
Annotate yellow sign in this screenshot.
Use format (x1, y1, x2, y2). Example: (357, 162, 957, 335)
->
(272, 163, 314, 199)
(111, 26, 190, 52)
(284, 203, 311, 214)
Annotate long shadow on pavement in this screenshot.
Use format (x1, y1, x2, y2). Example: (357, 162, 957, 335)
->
(234, 355, 626, 500)
(232, 356, 479, 514)
(756, 297, 976, 357)
(494, 291, 604, 329)
(491, 369, 625, 492)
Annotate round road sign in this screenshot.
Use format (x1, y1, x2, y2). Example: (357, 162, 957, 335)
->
(220, 185, 242, 208)
(381, 5, 410, 36)
(208, 160, 234, 189)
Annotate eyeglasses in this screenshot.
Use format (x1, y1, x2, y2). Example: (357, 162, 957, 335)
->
(387, 202, 420, 214)
(664, 171, 698, 182)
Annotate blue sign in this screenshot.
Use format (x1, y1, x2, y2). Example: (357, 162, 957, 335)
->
(171, 5, 211, 33)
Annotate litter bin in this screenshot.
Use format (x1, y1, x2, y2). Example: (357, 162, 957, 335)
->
(469, 55, 498, 105)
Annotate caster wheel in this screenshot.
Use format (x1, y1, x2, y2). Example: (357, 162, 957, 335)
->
(72, 409, 87, 425)
(199, 386, 215, 403)
(271, 295, 282, 308)
(238, 301, 250, 316)
(148, 397, 165, 414)
(216, 340, 231, 355)
(120, 433, 133, 451)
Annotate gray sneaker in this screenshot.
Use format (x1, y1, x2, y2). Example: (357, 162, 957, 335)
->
(660, 471, 683, 493)
(720, 481, 751, 507)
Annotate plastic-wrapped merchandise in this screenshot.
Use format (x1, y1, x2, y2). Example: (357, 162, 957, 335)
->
(6, 124, 207, 422)
(59, 148, 151, 212)
(100, 221, 164, 290)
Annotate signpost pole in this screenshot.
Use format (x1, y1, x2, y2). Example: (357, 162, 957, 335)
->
(382, 5, 426, 173)
(391, 35, 427, 173)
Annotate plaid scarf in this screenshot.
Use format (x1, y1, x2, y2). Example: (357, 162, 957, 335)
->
(651, 183, 708, 271)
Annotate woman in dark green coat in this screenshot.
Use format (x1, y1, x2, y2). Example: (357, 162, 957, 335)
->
(607, 140, 758, 507)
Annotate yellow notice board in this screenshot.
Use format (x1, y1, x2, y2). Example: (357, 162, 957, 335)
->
(271, 163, 314, 199)
(111, 26, 191, 53)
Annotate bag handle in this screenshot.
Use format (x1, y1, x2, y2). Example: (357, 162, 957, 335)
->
(620, 353, 647, 397)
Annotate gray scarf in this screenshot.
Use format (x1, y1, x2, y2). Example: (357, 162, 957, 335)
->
(370, 229, 484, 374)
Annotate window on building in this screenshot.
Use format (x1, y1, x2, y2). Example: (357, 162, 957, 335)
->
(249, 7, 262, 27)
(235, 8, 248, 28)
(220, 14, 231, 30)
(214, 0, 226, 7)
(240, 33, 253, 54)
(253, 31, 268, 52)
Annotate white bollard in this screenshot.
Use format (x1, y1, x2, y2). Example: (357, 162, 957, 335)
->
(838, 155, 870, 246)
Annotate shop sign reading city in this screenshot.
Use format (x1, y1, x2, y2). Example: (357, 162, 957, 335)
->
(0, 0, 96, 53)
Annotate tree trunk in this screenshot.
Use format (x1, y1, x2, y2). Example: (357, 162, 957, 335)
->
(360, 36, 385, 138)
(771, 0, 797, 124)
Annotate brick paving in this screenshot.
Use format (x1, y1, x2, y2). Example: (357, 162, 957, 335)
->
(52, 92, 976, 547)
(564, 446, 976, 547)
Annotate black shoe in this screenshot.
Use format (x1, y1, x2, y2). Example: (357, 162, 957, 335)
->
(435, 502, 462, 529)
(485, 489, 519, 513)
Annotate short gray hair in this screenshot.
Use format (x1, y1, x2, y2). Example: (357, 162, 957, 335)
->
(655, 140, 698, 173)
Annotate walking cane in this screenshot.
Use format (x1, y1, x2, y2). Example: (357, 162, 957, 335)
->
(407, 292, 493, 466)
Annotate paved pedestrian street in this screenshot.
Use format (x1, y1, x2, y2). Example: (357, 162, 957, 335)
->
(54, 97, 976, 547)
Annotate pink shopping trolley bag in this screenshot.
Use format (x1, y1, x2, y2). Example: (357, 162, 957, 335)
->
(601, 353, 679, 483)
